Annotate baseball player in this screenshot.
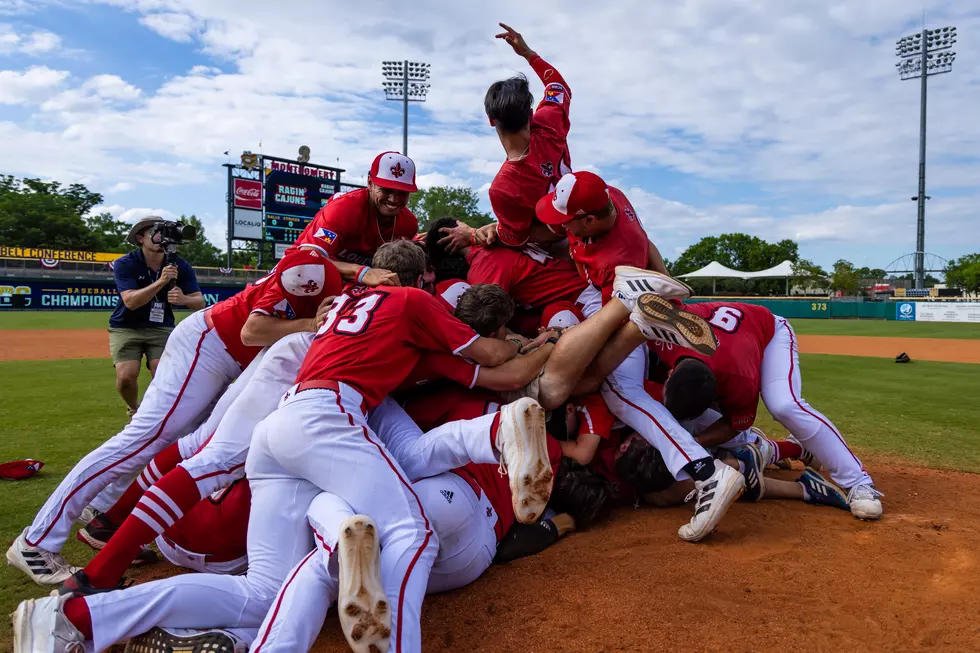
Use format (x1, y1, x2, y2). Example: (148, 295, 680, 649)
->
(631, 298, 883, 520)
(291, 151, 419, 283)
(6, 248, 340, 586)
(440, 24, 572, 250)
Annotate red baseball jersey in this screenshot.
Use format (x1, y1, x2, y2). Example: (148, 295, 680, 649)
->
(489, 56, 572, 247)
(295, 286, 479, 409)
(209, 248, 341, 367)
(291, 188, 419, 265)
(589, 429, 635, 505)
(573, 392, 616, 441)
(465, 244, 586, 310)
(651, 302, 776, 430)
(396, 352, 479, 393)
(559, 187, 649, 302)
(162, 479, 251, 562)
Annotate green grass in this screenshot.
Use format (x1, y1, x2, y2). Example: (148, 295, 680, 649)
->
(787, 318, 980, 339)
(0, 311, 192, 330)
(0, 353, 978, 646)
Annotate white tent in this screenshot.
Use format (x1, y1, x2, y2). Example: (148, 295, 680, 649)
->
(677, 260, 796, 294)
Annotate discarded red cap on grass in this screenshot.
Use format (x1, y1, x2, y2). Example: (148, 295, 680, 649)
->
(0, 459, 44, 480)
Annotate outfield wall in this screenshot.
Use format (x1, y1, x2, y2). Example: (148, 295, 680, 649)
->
(0, 278, 245, 310)
(688, 297, 980, 322)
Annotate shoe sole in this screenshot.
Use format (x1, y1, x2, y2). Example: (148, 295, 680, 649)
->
(124, 627, 239, 653)
(338, 516, 391, 653)
(501, 398, 553, 524)
(5, 544, 74, 586)
(614, 266, 694, 299)
(76, 528, 109, 551)
(635, 294, 718, 356)
(800, 469, 849, 512)
(11, 599, 34, 653)
(679, 468, 746, 543)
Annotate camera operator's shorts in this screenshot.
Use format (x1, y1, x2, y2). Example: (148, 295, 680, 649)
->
(108, 327, 174, 368)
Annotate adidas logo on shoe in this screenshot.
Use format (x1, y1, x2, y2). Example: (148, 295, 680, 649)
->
(440, 490, 453, 504)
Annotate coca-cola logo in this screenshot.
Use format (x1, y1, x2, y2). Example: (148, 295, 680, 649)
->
(233, 179, 262, 209)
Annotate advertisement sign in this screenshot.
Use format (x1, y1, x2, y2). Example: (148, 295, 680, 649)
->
(233, 179, 262, 209)
(274, 243, 289, 259)
(0, 247, 123, 263)
(0, 280, 242, 310)
(263, 156, 342, 244)
(912, 302, 980, 323)
(232, 208, 263, 240)
(896, 302, 916, 321)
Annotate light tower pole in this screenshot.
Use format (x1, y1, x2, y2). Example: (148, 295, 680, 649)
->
(895, 26, 957, 289)
(382, 61, 431, 156)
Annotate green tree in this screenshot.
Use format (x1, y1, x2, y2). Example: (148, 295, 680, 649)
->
(671, 233, 799, 295)
(945, 254, 980, 294)
(85, 211, 132, 252)
(791, 258, 828, 295)
(828, 259, 860, 295)
(409, 186, 493, 232)
(175, 215, 224, 267)
(0, 176, 104, 249)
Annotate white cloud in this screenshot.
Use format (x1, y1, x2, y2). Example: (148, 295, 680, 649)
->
(0, 23, 63, 55)
(138, 12, 199, 43)
(116, 207, 180, 224)
(106, 181, 134, 193)
(39, 73, 142, 113)
(0, 65, 68, 104)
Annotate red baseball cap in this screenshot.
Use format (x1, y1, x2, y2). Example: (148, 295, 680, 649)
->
(534, 171, 609, 225)
(369, 151, 418, 193)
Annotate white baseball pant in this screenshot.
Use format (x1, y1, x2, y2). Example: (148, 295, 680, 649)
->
(761, 317, 872, 489)
(252, 473, 498, 653)
(577, 291, 711, 481)
(26, 310, 241, 551)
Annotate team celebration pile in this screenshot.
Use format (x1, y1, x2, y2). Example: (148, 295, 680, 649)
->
(8, 24, 882, 653)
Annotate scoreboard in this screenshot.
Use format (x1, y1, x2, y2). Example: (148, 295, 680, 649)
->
(262, 157, 343, 244)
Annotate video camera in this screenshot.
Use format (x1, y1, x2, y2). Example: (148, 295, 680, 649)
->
(148, 221, 198, 250)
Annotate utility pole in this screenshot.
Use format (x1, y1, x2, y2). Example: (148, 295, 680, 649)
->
(895, 26, 957, 289)
(382, 61, 431, 156)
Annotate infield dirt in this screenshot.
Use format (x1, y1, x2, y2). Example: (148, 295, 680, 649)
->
(109, 461, 979, 653)
(5, 329, 979, 364)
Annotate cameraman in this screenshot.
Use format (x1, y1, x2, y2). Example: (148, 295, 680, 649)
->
(109, 216, 205, 416)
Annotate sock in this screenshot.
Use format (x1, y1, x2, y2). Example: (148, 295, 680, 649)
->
(84, 466, 201, 588)
(683, 456, 715, 482)
(63, 597, 93, 640)
(736, 460, 746, 475)
(489, 412, 502, 453)
(775, 439, 803, 462)
(104, 442, 185, 526)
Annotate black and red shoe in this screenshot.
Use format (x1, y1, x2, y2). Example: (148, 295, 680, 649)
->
(76, 514, 118, 550)
(58, 570, 133, 597)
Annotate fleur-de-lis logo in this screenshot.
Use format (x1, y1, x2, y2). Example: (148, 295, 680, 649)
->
(390, 162, 406, 178)
(301, 279, 319, 294)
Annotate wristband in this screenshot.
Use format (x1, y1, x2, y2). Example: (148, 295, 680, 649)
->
(470, 229, 477, 246)
(546, 337, 559, 345)
(356, 266, 370, 284)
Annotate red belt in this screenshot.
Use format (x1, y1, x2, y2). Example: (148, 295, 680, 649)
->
(294, 380, 341, 394)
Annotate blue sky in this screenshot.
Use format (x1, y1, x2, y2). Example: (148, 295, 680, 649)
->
(2, 0, 979, 273)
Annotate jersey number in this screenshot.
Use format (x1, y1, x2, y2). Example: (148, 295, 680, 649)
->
(316, 292, 384, 337)
(708, 306, 744, 333)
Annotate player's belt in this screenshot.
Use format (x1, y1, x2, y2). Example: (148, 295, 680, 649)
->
(294, 380, 342, 394)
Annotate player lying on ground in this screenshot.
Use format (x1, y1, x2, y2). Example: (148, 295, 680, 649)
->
(11, 241, 555, 653)
(586, 295, 883, 520)
(6, 248, 342, 586)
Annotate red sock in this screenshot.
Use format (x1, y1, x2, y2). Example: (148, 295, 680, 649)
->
(63, 597, 93, 640)
(775, 439, 803, 461)
(84, 466, 202, 588)
(489, 412, 502, 452)
(104, 442, 185, 526)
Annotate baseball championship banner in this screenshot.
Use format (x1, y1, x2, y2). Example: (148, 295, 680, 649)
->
(910, 302, 980, 323)
(0, 280, 242, 310)
(0, 247, 123, 263)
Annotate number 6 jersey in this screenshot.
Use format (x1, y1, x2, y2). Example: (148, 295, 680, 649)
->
(650, 301, 776, 431)
(294, 285, 480, 409)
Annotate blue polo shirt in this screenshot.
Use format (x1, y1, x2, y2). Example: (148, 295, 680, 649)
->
(109, 250, 200, 329)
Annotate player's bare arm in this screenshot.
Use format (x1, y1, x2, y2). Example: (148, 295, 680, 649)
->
(647, 240, 669, 275)
(330, 259, 401, 287)
(559, 432, 602, 466)
(458, 335, 521, 367)
(496, 23, 536, 60)
(693, 419, 740, 449)
(120, 265, 176, 310)
(167, 288, 205, 311)
(240, 296, 334, 346)
(475, 341, 554, 391)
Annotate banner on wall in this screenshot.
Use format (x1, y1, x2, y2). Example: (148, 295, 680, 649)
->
(0, 247, 123, 263)
(912, 302, 980, 323)
(232, 208, 263, 240)
(0, 280, 243, 310)
(895, 302, 916, 321)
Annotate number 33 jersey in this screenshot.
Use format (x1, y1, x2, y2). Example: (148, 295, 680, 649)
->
(294, 285, 479, 410)
(650, 301, 776, 431)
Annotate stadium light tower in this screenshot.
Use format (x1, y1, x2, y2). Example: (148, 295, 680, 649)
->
(382, 60, 431, 156)
(895, 25, 957, 289)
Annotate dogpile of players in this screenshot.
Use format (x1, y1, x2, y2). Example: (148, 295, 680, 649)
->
(8, 24, 882, 653)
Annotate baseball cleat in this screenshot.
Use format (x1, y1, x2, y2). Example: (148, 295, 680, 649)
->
(59, 570, 132, 596)
(11, 591, 85, 653)
(630, 294, 719, 356)
(797, 468, 850, 511)
(678, 460, 745, 543)
(846, 483, 884, 521)
(77, 506, 101, 527)
(612, 266, 693, 310)
(337, 515, 391, 653)
(76, 514, 118, 550)
(6, 528, 80, 586)
(775, 434, 821, 471)
(732, 444, 766, 502)
(124, 627, 248, 653)
(495, 397, 554, 523)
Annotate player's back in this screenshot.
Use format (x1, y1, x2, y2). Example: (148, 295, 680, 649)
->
(467, 245, 585, 309)
(295, 285, 478, 409)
